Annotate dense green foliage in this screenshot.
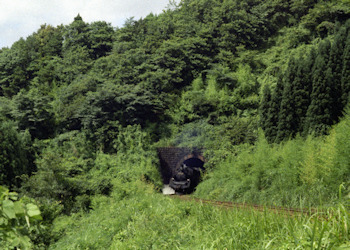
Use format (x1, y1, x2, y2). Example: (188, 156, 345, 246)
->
(196, 110, 350, 207)
(0, 0, 350, 248)
(0, 186, 42, 249)
(0, 120, 34, 188)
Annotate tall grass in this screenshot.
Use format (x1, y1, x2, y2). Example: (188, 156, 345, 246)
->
(50, 187, 350, 249)
(195, 110, 350, 207)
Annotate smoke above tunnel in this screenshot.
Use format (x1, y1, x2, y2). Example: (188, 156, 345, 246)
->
(173, 120, 214, 149)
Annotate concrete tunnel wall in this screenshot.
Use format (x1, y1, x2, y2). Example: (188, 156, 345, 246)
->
(156, 147, 205, 184)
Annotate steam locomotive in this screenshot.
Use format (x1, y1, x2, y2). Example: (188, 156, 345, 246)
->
(169, 157, 205, 194)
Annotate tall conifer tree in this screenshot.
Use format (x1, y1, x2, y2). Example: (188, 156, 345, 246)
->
(325, 25, 348, 121)
(296, 48, 315, 135)
(305, 39, 332, 135)
(264, 74, 284, 143)
(341, 32, 350, 107)
(276, 58, 298, 142)
(259, 85, 272, 133)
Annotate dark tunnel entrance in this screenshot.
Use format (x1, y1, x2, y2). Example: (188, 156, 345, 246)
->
(157, 147, 205, 195)
(183, 157, 205, 170)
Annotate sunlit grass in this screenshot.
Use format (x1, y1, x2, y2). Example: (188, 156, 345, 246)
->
(50, 184, 350, 249)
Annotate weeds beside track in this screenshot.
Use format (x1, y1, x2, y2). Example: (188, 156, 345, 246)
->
(173, 195, 325, 217)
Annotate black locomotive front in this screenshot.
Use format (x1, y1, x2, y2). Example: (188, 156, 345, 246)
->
(169, 158, 205, 194)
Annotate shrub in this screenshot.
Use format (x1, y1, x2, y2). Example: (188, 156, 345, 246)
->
(0, 121, 34, 188)
(0, 186, 42, 249)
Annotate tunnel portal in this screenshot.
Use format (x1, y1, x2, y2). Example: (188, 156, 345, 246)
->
(157, 147, 205, 191)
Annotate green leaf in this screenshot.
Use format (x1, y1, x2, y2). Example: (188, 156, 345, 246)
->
(2, 200, 16, 219)
(13, 201, 24, 215)
(26, 203, 41, 219)
(0, 217, 8, 226)
(8, 192, 18, 201)
(18, 235, 32, 249)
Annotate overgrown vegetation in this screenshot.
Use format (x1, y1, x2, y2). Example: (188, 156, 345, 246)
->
(0, 186, 42, 249)
(49, 187, 350, 249)
(196, 109, 350, 207)
(0, 0, 350, 248)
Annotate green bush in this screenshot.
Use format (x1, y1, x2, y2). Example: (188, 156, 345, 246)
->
(0, 186, 42, 249)
(0, 121, 34, 188)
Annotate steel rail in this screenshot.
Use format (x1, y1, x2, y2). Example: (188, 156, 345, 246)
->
(172, 195, 322, 217)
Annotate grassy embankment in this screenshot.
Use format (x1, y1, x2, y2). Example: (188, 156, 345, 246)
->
(50, 114, 350, 249)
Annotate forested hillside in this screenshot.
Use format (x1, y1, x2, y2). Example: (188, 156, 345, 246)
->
(1, 0, 350, 248)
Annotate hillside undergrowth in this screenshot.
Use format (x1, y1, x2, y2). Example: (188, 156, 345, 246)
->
(195, 110, 350, 208)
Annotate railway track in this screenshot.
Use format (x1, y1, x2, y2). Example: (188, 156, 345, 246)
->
(172, 195, 320, 217)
